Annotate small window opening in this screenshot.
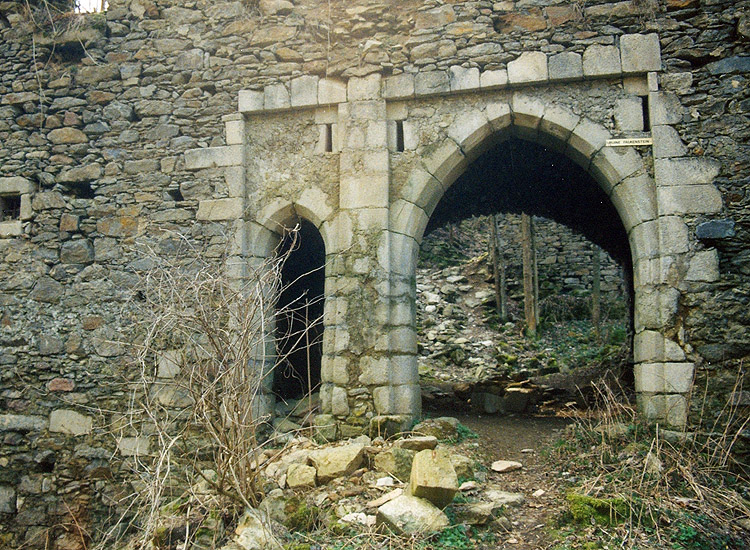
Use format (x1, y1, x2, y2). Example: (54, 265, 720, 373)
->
(641, 95, 650, 132)
(66, 181, 95, 199)
(168, 187, 184, 202)
(396, 120, 405, 152)
(323, 123, 333, 153)
(75, 1, 108, 13)
(0, 195, 21, 222)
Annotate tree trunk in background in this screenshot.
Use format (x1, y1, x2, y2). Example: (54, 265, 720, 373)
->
(490, 214, 507, 321)
(592, 247, 601, 341)
(521, 213, 537, 337)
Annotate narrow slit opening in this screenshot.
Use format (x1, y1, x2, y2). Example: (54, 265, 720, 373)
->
(396, 120, 405, 152)
(641, 96, 650, 132)
(324, 123, 333, 153)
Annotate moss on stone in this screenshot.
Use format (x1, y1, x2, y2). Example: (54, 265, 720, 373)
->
(566, 492, 629, 525)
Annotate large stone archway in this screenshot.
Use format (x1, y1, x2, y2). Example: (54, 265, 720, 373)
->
(184, 33, 723, 432)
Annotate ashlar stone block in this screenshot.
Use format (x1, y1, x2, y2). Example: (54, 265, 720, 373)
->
(507, 52, 548, 84)
(264, 83, 290, 110)
(50, 409, 93, 436)
(635, 363, 694, 394)
(686, 249, 720, 282)
(609, 173, 657, 232)
(548, 52, 583, 81)
(348, 74, 381, 101)
(291, 75, 319, 107)
(620, 33, 662, 74)
(657, 185, 723, 215)
(449, 66, 480, 92)
(0, 176, 34, 195)
(184, 145, 243, 170)
(566, 117, 611, 168)
(447, 110, 492, 155)
(649, 92, 683, 126)
(652, 125, 687, 159)
(238, 89, 264, 112)
(118, 437, 150, 456)
(319, 78, 347, 104)
(654, 157, 720, 187)
(384, 73, 415, 99)
(415, 71, 450, 96)
(196, 198, 244, 221)
(638, 393, 688, 428)
(539, 104, 580, 150)
(479, 69, 508, 89)
(634, 330, 686, 363)
(614, 96, 644, 132)
(485, 102, 512, 133)
(582, 45, 621, 77)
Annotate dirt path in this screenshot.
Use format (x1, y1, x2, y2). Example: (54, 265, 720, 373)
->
(451, 413, 573, 549)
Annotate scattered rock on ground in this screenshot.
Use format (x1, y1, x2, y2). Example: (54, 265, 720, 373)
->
(491, 460, 523, 473)
(408, 448, 459, 508)
(376, 494, 449, 534)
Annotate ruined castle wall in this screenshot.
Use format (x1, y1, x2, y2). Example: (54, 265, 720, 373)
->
(0, 0, 748, 546)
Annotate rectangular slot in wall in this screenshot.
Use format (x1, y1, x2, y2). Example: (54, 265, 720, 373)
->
(0, 195, 21, 222)
(396, 120, 405, 152)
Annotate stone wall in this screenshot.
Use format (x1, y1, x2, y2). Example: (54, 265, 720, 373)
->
(0, 0, 748, 546)
(420, 214, 627, 305)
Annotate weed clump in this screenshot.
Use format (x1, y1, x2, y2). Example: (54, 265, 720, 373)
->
(565, 492, 628, 525)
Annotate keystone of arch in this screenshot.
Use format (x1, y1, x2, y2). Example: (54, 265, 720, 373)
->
(538, 104, 581, 152)
(510, 93, 545, 140)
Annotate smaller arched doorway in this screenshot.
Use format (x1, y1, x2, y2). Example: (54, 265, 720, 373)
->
(274, 219, 326, 401)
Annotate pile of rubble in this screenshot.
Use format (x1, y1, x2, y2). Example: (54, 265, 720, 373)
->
(164, 417, 526, 550)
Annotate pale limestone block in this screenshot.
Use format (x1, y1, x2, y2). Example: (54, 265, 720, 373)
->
(649, 92, 682, 126)
(654, 157, 720, 186)
(447, 110, 492, 155)
(620, 33, 662, 74)
(394, 384, 421, 416)
(359, 356, 390, 386)
(657, 185, 723, 215)
(321, 212, 353, 253)
(386, 232, 420, 277)
(387, 119, 399, 151)
(0, 221, 22, 238)
(582, 45, 621, 77)
(511, 93, 545, 136)
(49, 409, 93, 436)
(225, 166, 245, 198)
(197, 198, 243, 221)
(659, 216, 689, 255)
(225, 119, 245, 145)
(291, 75, 319, 107)
(331, 386, 349, 416)
(390, 327, 417, 354)
(634, 285, 679, 331)
(614, 96, 644, 132)
(623, 76, 649, 96)
(686, 249, 719, 282)
(590, 146, 642, 193)
(479, 69, 508, 89)
(246, 221, 282, 256)
(422, 139, 468, 187)
(635, 363, 694, 393)
(449, 66, 480, 92)
(634, 331, 685, 363)
(485, 102, 512, 133)
(0, 414, 47, 432)
(118, 437, 150, 456)
(566, 117, 611, 168)
(399, 166, 446, 215)
(184, 145, 243, 169)
(348, 73, 381, 101)
(340, 174, 389, 209)
(648, 72, 659, 91)
(610, 173, 657, 232)
(633, 257, 661, 288)
(264, 83, 290, 110)
(507, 52, 548, 84)
(296, 186, 333, 225)
(639, 393, 688, 428)
(539, 104, 580, 150)
(389, 200, 429, 241)
(366, 120, 388, 149)
(0, 176, 34, 194)
(384, 73, 415, 99)
(238, 89, 264, 112)
(548, 52, 583, 81)
(374, 386, 395, 414)
(414, 71, 450, 96)
(363, 149, 389, 173)
(315, 105, 338, 124)
(319, 78, 347, 104)
(157, 350, 182, 378)
(391, 356, 419, 385)
(629, 220, 660, 260)
(19, 195, 32, 220)
(386, 101, 408, 121)
(333, 328, 350, 354)
(323, 355, 349, 385)
(652, 125, 687, 159)
(319, 384, 332, 414)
